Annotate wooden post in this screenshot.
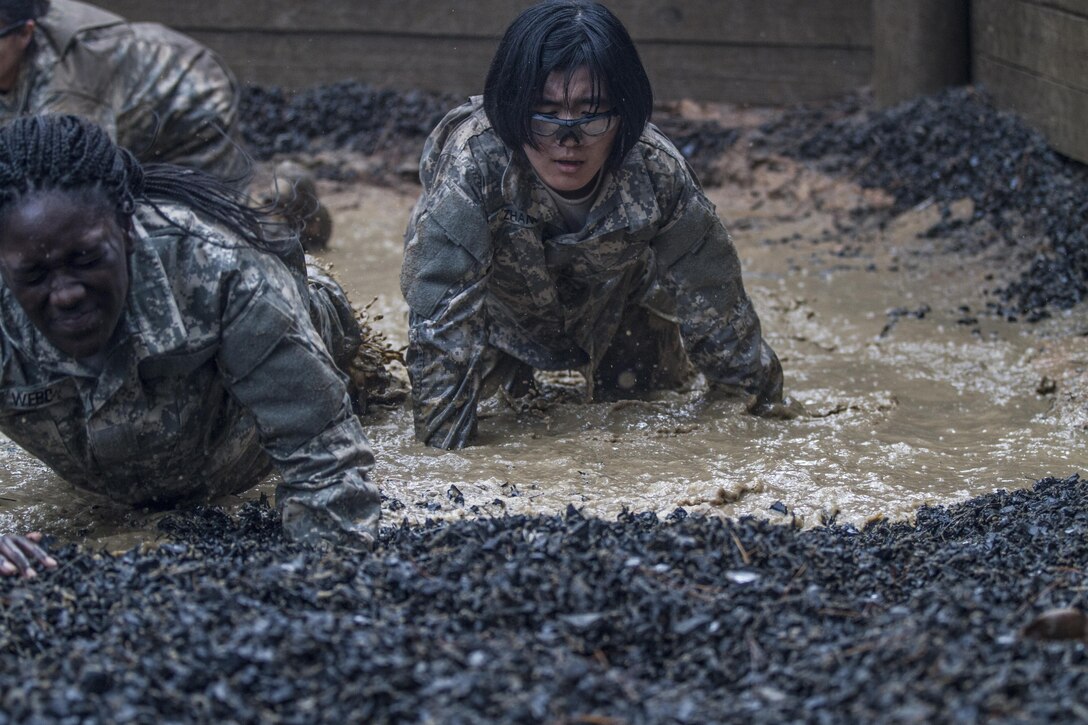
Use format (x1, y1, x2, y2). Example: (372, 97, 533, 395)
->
(873, 0, 971, 107)
(973, 0, 1088, 165)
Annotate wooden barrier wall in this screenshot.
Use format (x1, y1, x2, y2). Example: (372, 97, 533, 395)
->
(973, 0, 1088, 165)
(872, 0, 969, 107)
(93, 0, 873, 105)
(86, 0, 1088, 165)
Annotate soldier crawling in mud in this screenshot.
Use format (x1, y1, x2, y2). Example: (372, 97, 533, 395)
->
(0, 115, 382, 577)
(0, 0, 332, 249)
(401, 0, 803, 449)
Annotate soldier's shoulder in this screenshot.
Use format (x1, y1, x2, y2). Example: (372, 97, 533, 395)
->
(134, 203, 254, 269)
(430, 97, 496, 148)
(421, 97, 507, 187)
(39, 0, 127, 53)
(136, 202, 213, 241)
(624, 124, 699, 202)
(634, 123, 690, 173)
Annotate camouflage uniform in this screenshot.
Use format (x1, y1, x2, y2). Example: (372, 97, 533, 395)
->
(401, 97, 785, 449)
(0, 203, 378, 546)
(0, 0, 246, 179)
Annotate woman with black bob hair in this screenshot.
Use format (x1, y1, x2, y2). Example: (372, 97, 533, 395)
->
(483, 0, 652, 175)
(0, 114, 380, 577)
(401, 0, 802, 450)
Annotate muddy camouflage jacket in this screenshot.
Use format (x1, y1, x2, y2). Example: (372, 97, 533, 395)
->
(0, 204, 378, 545)
(402, 98, 784, 449)
(0, 0, 245, 178)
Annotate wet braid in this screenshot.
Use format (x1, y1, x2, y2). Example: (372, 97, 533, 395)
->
(140, 163, 268, 247)
(0, 113, 136, 209)
(0, 115, 288, 254)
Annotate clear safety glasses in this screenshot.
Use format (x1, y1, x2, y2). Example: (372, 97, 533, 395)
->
(529, 110, 617, 144)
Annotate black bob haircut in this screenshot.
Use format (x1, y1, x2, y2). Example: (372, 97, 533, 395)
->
(483, 0, 653, 172)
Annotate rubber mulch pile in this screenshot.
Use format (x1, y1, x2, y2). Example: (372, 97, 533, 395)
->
(239, 81, 1088, 321)
(754, 86, 1088, 321)
(2, 475, 1087, 723)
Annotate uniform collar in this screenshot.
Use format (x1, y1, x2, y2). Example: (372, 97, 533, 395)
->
(39, 0, 127, 57)
(123, 214, 189, 357)
(500, 143, 662, 236)
(501, 157, 561, 228)
(602, 148, 662, 232)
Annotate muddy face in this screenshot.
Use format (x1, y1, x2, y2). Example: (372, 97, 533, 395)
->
(522, 66, 619, 197)
(0, 190, 132, 360)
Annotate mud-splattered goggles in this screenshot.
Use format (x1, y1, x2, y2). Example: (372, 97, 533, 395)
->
(530, 110, 617, 143)
(0, 20, 29, 39)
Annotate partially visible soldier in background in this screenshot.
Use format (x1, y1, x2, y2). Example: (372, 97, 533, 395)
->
(0, 0, 332, 249)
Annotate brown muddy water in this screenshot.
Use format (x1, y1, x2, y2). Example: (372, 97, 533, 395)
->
(1, 176, 1084, 550)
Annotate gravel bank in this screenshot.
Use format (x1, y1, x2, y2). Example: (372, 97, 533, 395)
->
(239, 82, 1088, 321)
(754, 87, 1088, 321)
(2, 476, 1087, 722)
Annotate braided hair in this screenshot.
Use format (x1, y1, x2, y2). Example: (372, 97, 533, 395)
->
(0, 114, 288, 254)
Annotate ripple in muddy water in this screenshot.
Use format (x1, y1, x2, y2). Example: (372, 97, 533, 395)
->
(0, 183, 1082, 550)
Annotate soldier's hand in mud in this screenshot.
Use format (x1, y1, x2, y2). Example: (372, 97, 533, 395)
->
(277, 474, 380, 552)
(749, 394, 807, 420)
(0, 532, 57, 578)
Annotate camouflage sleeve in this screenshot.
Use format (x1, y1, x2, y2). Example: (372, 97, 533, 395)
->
(217, 249, 379, 546)
(33, 84, 119, 139)
(401, 181, 492, 449)
(651, 181, 785, 409)
(112, 26, 247, 180)
(43, 21, 245, 181)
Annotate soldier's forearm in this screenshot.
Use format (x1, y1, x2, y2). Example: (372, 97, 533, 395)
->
(275, 468, 380, 549)
(408, 358, 482, 449)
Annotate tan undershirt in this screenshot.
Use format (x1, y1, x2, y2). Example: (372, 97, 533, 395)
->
(543, 172, 604, 233)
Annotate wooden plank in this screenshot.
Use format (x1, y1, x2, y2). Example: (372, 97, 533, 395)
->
(1038, 0, 1088, 18)
(974, 54, 1088, 164)
(188, 30, 869, 103)
(872, 0, 969, 106)
(192, 33, 497, 94)
(622, 0, 872, 46)
(637, 43, 870, 104)
(94, 0, 524, 37)
(973, 0, 1088, 94)
(94, 0, 872, 46)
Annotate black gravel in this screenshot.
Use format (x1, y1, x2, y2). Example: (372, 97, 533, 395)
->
(239, 81, 1088, 320)
(238, 82, 461, 178)
(3, 475, 1088, 723)
(238, 81, 736, 186)
(239, 81, 459, 157)
(756, 87, 1088, 321)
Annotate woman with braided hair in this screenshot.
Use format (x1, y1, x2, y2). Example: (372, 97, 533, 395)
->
(0, 114, 379, 577)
